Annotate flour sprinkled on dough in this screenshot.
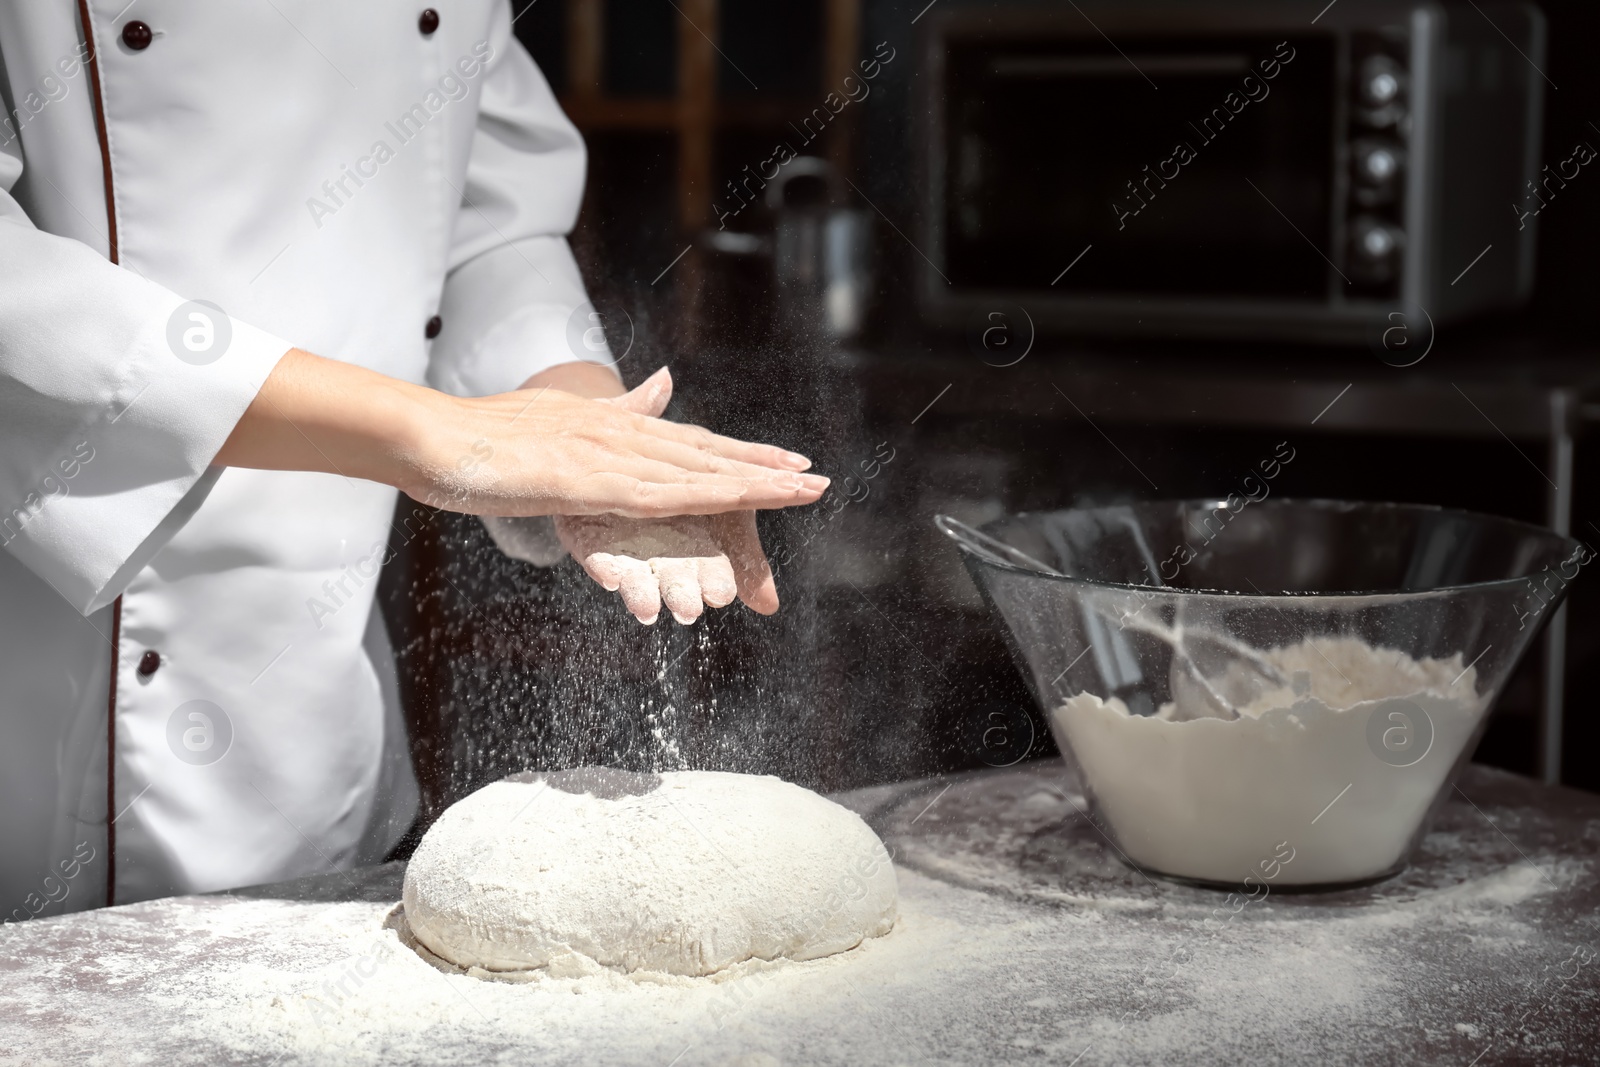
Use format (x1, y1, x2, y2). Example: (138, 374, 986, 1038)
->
(403, 770, 898, 978)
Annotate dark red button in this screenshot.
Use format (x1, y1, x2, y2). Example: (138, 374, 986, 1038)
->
(425, 315, 443, 339)
(419, 9, 440, 35)
(137, 650, 161, 677)
(121, 21, 153, 50)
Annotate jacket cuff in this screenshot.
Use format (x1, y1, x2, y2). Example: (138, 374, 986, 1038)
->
(4, 314, 292, 614)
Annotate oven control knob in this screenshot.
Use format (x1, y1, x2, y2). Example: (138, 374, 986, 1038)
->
(1352, 139, 1407, 206)
(1349, 216, 1403, 283)
(1359, 144, 1401, 183)
(1358, 55, 1405, 107)
(1359, 224, 1397, 259)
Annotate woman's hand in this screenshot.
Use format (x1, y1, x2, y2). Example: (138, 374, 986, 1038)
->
(405, 383, 826, 518)
(564, 369, 780, 622)
(552, 511, 775, 624)
(216, 350, 826, 519)
(485, 368, 784, 623)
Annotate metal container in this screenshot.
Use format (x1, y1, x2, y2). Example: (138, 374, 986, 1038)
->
(703, 156, 873, 341)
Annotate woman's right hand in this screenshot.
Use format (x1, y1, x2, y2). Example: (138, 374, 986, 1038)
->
(215, 349, 827, 519)
(407, 382, 828, 518)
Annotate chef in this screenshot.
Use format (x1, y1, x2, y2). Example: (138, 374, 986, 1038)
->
(0, 3, 826, 921)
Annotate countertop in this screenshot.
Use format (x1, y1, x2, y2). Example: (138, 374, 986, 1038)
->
(1, 760, 1595, 1066)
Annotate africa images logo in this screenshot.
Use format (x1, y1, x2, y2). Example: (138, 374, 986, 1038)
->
(166, 700, 234, 767)
(166, 300, 233, 366)
(1365, 698, 1434, 768)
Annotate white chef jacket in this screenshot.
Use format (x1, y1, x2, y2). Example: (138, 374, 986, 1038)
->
(0, 1, 612, 919)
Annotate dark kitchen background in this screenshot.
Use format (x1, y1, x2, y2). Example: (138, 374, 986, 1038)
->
(379, 0, 1600, 839)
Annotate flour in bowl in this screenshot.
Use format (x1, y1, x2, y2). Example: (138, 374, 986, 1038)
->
(1052, 637, 1487, 885)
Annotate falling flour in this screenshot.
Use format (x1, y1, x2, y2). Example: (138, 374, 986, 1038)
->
(1053, 637, 1487, 885)
(403, 768, 898, 978)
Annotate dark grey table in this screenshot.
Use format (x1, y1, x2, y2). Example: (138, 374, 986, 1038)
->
(1, 760, 1595, 1066)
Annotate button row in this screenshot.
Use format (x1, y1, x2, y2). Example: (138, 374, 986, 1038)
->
(119, 10, 440, 52)
(114, 8, 444, 681)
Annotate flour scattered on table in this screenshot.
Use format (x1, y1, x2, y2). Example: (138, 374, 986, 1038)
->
(144, 892, 960, 1067)
(1, 767, 1590, 1067)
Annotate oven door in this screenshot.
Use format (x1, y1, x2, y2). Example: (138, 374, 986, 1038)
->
(920, 6, 1387, 343)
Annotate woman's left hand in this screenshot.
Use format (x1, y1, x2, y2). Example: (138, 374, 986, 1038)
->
(554, 509, 777, 624)
(484, 367, 781, 623)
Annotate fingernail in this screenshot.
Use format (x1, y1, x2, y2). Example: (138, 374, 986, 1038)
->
(781, 451, 812, 470)
(801, 474, 830, 491)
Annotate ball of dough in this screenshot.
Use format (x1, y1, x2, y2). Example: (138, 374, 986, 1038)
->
(402, 768, 898, 977)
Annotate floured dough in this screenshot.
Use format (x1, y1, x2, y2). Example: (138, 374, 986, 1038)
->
(402, 768, 898, 977)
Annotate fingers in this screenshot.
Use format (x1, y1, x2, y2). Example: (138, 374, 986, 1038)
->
(653, 557, 704, 625)
(696, 555, 738, 609)
(593, 554, 729, 624)
(580, 548, 718, 626)
(715, 512, 779, 615)
(589, 371, 808, 475)
(625, 412, 813, 473)
(568, 471, 821, 518)
(603, 367, 673, 418)
(619, 433, 831, 495)
(568, 512, 766, 623)
(501, 378, 811, 474)
(578, 549, 624, 592)
(606, 555, 662, 625)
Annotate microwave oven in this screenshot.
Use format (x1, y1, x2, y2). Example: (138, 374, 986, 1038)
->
(918, 1, 1546, 344)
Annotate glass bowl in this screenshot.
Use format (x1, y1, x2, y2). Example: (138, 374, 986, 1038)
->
(939, 500, 1585, 889)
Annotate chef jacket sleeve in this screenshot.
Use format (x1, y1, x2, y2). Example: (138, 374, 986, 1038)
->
(0, 144, 292, 615)
(428, 4, 620, 398)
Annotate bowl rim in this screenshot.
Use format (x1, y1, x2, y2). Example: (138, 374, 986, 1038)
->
(939, 497, 1587, 600)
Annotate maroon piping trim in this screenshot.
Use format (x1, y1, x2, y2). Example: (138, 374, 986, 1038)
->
(74, 0, 118, 263)
(75, 0, 123, 905)
(106, 596, 121, 905)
